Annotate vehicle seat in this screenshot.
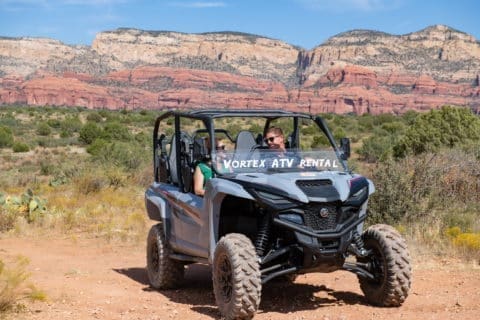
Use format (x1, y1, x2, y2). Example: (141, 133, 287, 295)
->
(169, 131, 193, 191)
(234, 131, 257, 160)
(192, 137, 209, 162)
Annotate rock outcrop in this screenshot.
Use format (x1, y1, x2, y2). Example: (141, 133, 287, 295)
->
(0, 25, 479, 114)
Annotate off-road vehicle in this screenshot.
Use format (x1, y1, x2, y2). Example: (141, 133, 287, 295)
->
(144, 109, 411, 319)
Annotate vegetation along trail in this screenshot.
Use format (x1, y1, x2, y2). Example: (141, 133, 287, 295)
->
(1, 106, 479, 319)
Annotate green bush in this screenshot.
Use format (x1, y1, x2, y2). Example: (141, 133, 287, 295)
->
(101, 122, 132, 141)
(60, 116, 82, 136)
(358, 133, 396, 163)
(59, 128, 71, 138)
(393, 106, 480, 157)
(46, 119, 61, 128)
(36, 122, 51, 136)
(333, 127, 346, 140)
(91, 141, 147, 171)
(12, 142, 30, 153)
(79, 122, 102, 144)
(86, 138, 108, 156)
(0, 126, 14, 148)
(86, 112, 103, 123)
(368, 149, 480, 226)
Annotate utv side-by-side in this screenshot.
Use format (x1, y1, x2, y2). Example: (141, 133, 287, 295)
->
(144, 109, 411, 320)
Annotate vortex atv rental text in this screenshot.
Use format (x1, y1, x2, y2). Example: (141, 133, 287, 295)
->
(144, 109, 411, 319)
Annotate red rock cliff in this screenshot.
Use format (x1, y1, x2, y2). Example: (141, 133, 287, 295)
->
(0, 25, 479, 114)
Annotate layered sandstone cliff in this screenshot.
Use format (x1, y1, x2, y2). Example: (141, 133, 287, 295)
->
(0, 25, 479, 114)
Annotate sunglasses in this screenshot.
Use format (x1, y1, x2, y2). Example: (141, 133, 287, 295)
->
(264, 136, 278, 143)
(216, 145, 225, 150)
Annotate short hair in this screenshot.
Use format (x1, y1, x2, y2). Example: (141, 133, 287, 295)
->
(266, 126, 284, 137)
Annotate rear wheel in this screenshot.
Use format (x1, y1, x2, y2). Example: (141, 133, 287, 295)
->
(213, 233, 262, 320)
(358, 224, 411, 307)
(146, 223, 184, 289)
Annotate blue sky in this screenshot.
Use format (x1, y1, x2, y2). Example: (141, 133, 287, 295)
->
(0, 0, 479, 49)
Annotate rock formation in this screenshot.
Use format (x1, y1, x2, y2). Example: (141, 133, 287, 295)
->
(0, 25, 479, 114)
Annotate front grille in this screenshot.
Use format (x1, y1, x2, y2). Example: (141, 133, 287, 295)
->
(296, 179, 339, 198)
(302, 204, 338, 231)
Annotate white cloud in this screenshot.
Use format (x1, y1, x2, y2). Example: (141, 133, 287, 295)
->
(298, 0, 403, 12)
(61, 0, 128, 5)
(0, 0, 128, 8)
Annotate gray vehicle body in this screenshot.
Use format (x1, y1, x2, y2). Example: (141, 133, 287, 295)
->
(145, 109, 376, 279)
(145, 109, 411, 319)
(146, 170, 374, 263)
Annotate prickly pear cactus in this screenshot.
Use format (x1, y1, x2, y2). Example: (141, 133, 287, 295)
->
(0, 189, 47, 222)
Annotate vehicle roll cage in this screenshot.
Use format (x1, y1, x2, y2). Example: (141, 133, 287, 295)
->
(152, 109, 350, 190)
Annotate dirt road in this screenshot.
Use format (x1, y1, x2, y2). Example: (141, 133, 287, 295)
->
(1, 235, 479, 320)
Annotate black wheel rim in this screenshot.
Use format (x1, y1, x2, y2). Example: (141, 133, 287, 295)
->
(369, 247, 386, 284)
(151, 241, 159, 270)
(218, 254, 233, 302)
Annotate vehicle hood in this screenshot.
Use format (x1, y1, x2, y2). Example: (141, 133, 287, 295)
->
(228, 171, 374, 203)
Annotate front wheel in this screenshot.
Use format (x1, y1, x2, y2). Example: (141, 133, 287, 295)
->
(212, 233, 262, 320)
(357, 224, 411, 307)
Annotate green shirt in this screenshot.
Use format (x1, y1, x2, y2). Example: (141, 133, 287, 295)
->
(197, 162, 213, 188)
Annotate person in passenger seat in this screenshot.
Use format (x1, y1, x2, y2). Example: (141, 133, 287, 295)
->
(193, 137, 225, 196)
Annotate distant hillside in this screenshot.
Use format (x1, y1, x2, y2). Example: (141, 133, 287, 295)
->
(0, 25, 479, 114)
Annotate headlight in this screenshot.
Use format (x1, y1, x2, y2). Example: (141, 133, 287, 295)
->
(278, 213, 304, 225)
(250, 190, 298, 210)
(344, 186, 368, 207)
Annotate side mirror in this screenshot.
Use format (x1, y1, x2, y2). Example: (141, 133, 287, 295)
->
(340, 138, 351, 160)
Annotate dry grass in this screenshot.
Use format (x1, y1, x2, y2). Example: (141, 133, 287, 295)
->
(0, 256, 46, 313)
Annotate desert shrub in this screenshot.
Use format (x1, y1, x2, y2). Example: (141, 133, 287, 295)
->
(248, 123, 263, 135)
(333, 127, 346, 140)
(0, 115, 18, 128)
(100, 122, 132, 141)
(12, 142, 30, 153)
(46, 119, 61, 128)
(357, 114, 375, 131)
(86, 138, 108, 156)
(443, 208, 479, 234)
(39, 159, 56, 175)
(358, 134, 394, 163)
(104, 166, 128, 188)
(60, 116, 82, 136)
(0, 126, 14, 148)
(0, 208, 17, 232)
(380, 121, 406, 135)
(134, 131, 149, 146)
(368, 158, 417, 225)
(310, 135, 329, 148)
(91, 141, 147, 171)
(73, 171, 107, 194)
(368, 148, 480, 227)
(445, 227, 480, 261)
(401, 110, 419, 125)
(86, 112, 103, 123)
(451, 232, 480, 250)
(35, 137, 69, 148)
(0, 256, 46, 312)
(79, 122, 102, 144)
(393, 106, 480, 157)
(59, 128, 73, 138)
(225, 123, 243, 138)
(36, 122, 51, 136)
(98, 109, 110, 118)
